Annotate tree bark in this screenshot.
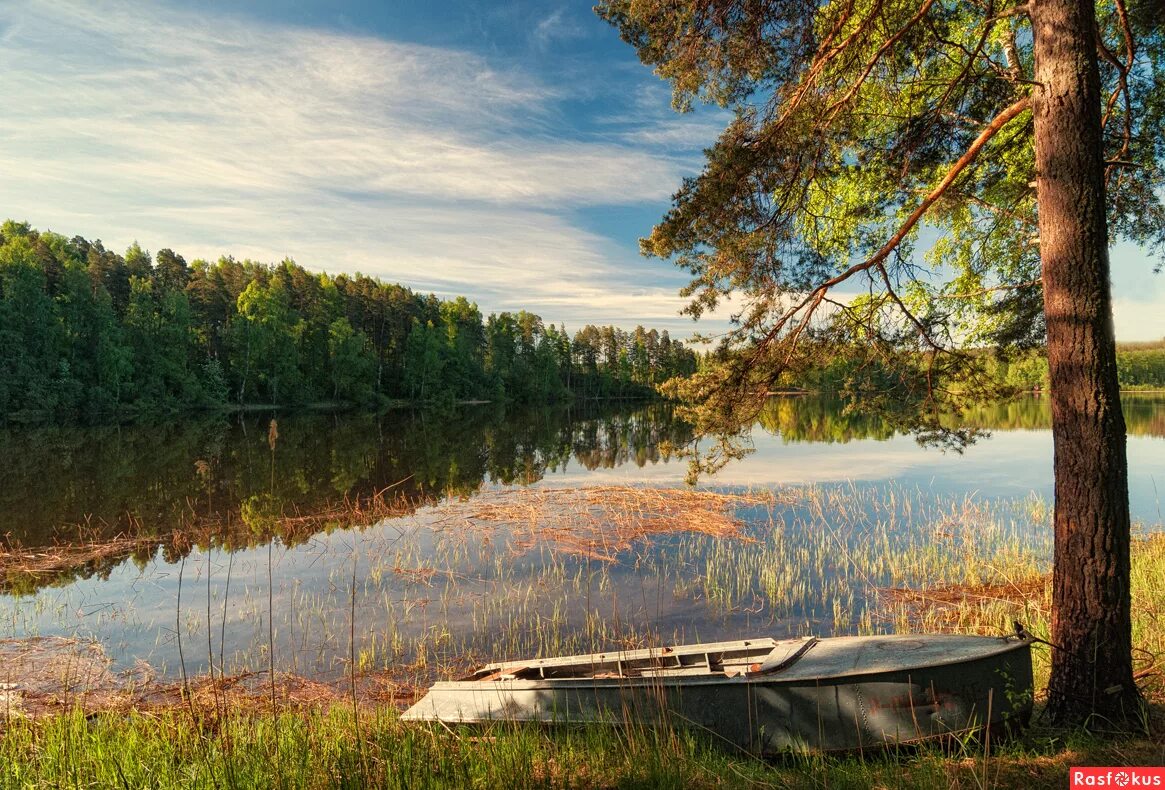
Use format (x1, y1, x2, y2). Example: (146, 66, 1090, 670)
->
(1031, 0, 1139, 724)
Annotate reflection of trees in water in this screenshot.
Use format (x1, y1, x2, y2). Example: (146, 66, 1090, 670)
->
(4, 394, 1159, 593)
(758, 394, 1165, 444)
(757, 397, 898, 443)
(956, 393, 1165, 437)
(0, 401, 693, 553)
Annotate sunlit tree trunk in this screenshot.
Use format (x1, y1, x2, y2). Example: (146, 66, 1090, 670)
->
(1031, 0, 1138, 724)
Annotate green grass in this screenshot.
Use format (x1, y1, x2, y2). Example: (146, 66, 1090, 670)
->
(0, 701, 1161, 789)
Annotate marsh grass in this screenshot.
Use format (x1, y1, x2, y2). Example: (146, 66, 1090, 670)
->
(0, 484, 1135, 690)
(1, 484, 1163, 788)
(877, 531, 1165, 706)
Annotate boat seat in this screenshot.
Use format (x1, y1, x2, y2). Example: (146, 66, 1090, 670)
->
(749, 636, 819, 675)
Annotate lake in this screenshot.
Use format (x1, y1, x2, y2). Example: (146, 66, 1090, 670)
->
(1, 394, 1162, 684)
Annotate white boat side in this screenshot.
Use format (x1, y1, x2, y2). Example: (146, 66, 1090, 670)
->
(402, 634, 1035, 754)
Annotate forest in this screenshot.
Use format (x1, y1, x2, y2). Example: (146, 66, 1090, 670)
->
(0, 220, 698, 420)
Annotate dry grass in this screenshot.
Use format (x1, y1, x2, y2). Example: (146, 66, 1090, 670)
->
(0, 535, 159, 593)
(0, 636, 428, 724)
(879, 574, 1049, 632)
(451, 485, 770, 561)
(0, 636, 137, 722)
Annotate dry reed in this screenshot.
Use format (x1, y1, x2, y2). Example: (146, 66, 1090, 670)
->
(449, 486, 770, 562)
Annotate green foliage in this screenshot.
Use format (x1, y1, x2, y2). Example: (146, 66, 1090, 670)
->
(327, 317, 375, 402)
(780, 343, 1161, 403)
(0, 222, 698, 420)
(957, 347, 1161, 393)
(1116, 348, 1165, 388)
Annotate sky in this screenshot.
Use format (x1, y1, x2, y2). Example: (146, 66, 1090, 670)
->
(0, 0, 1162, 341)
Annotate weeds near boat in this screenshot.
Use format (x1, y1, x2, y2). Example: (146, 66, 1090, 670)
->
(876, 532, 1165, 705)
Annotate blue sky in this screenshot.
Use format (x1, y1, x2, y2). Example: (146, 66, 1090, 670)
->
(0, 0, 1161, 341)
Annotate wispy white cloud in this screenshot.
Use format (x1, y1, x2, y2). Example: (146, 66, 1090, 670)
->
(0, 0, 682, 207)
(0, 0, 721, 334)
(617, 119, 728, 152)
(532, 8, 587, 52)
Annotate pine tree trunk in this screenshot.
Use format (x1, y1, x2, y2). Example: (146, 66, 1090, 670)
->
(1031, 0, 1139, 724)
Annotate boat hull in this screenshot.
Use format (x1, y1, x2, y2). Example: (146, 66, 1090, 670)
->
(402, 635, 1033, 754)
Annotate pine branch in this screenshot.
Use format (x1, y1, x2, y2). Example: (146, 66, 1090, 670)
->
(751, 95, 1034, 368)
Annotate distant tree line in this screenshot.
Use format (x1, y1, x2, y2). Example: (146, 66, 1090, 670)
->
(771, 340, 1165, 397)
(954, 343, 1165, 393)
(0, 221, 698, 419)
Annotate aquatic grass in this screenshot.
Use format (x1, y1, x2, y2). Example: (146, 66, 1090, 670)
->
(1, 482, 1158, 718)
(0, 484, 1043, 684)
(876, 530, 1165, 708)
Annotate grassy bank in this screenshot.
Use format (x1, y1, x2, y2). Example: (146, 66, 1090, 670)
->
(0, 704, 1161, 789)
(878, 533, 1165, 705)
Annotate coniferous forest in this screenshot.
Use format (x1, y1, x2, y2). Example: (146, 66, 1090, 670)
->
(0, 221, 698, 421)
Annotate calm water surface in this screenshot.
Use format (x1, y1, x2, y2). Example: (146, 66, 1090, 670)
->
(1, 395, 1162, 681)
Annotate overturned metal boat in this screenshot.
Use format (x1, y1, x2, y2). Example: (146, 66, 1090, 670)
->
(402, 633, 1033, 753)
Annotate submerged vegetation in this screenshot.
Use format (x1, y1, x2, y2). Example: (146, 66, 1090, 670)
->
(4, 395, 1164, 597)
(3, 481, 1161, 693)
(0, 220, 697, 422)
(1, 403, 1162, 786)
(0, 402, 696, 594)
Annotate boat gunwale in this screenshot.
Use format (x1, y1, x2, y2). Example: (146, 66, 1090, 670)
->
(429, 636, 1032, 690)
(467, 636, 787, 675)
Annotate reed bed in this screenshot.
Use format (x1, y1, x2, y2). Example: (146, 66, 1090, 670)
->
(456, 485, 769, 561)
(875, 531, 1165, 705)
(0, 483, 1065, 689)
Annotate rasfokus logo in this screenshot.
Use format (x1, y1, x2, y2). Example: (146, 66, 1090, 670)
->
(1071, 768, 1165, 787)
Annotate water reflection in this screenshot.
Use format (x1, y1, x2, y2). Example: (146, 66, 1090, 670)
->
(0, 401, 692, 549)
(758, 392, 1165, 444)
(1, 395, 1162, 596)
(1, 394, 1162, 683)
(0, 402, 694, 596)
(0, 484, 1055, 681)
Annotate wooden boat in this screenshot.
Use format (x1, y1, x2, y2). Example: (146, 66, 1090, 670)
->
(402, 633, 1033, 753)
